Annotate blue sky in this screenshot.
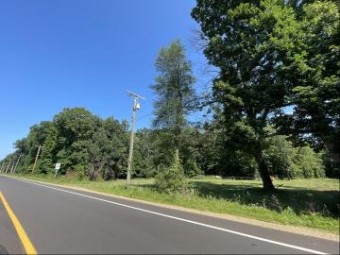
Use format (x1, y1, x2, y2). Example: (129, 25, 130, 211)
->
(0, 0, 212, 159)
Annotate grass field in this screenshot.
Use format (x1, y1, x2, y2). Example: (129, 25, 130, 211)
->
(11, 174, 340, 234)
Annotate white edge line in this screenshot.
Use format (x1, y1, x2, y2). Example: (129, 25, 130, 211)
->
(21, 179, 328, 255)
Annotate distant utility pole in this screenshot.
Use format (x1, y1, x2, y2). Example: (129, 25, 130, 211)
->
(13, 154, 23, 174)
(6, 161, 12, 173)
(126, 91, 145, 185)
(10, 159, 15, 173)
(32, 145, 41, 173)
(4, 162, 8, 173)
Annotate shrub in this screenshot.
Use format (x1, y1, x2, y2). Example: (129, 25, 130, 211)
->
(74, 165, 86, 181)
(155, 150, 187, 193)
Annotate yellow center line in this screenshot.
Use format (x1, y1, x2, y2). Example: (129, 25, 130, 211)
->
(0, 191, 38, 255)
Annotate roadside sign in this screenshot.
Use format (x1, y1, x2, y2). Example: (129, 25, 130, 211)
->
(55, 163, 61, 170)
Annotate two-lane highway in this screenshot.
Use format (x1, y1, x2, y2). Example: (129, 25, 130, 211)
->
(0, 175, 338, 254)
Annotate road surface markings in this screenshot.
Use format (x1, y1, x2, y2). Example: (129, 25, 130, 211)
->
(0, 191, 38, 255)
(22, 180, 328, 255)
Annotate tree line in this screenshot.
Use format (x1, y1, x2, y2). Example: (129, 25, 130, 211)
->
(0, 106, 326, 181)
(1, 0, 339, 191)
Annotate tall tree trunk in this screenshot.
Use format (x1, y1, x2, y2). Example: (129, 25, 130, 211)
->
(255, 150, 275, 191)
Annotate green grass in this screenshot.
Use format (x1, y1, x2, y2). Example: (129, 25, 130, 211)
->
(11, 173, 340, 234)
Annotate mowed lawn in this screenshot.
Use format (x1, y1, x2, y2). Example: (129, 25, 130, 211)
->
(12, 174, 340, 234)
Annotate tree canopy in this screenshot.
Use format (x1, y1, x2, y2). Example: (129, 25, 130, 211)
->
(192, 0, 339, 188)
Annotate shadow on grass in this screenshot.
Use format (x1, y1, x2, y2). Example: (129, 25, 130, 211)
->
(190, 181, 340, 218)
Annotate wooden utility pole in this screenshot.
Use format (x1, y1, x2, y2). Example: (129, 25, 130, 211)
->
(4, 162, 8, 173)
(10, 159, 15, 173)
(6, 161, 13, 173)
(13, 154, 23, 174)
(32, 145, 41, 173)
(0, 162, 5, 172)
(126, 91, 145, 185)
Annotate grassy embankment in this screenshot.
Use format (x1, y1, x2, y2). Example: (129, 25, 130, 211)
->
(12, 173, 339, 234)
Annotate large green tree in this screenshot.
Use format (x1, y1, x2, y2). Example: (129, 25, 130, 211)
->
(192, 0, 339, 189)
(53, 107, 101, 174)
(151, 40, 196, 156)
(192, 0, 299, 190)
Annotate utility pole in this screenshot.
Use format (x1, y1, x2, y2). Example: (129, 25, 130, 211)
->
(13, 154, 22, 174)
(126, 91, 145, 185)
(32, 145, 41, 173)
(10, 159, 15, 173)
(6, 161, 12, 173)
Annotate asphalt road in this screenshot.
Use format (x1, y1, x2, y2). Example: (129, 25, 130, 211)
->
(0, 175, 338, 254)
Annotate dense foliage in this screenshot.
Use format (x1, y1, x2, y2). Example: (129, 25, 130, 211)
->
(192, 0, 339, 189)
(0, 106, 325, 182)
(2, 108, 129, 180)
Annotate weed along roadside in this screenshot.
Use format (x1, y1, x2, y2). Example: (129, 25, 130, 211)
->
(8, 174, 340, 236)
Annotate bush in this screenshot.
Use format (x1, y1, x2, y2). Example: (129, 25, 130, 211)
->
(74, 165, 86, 181)
(155, 150, 187, 193)
(264, 136, 325, 179)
